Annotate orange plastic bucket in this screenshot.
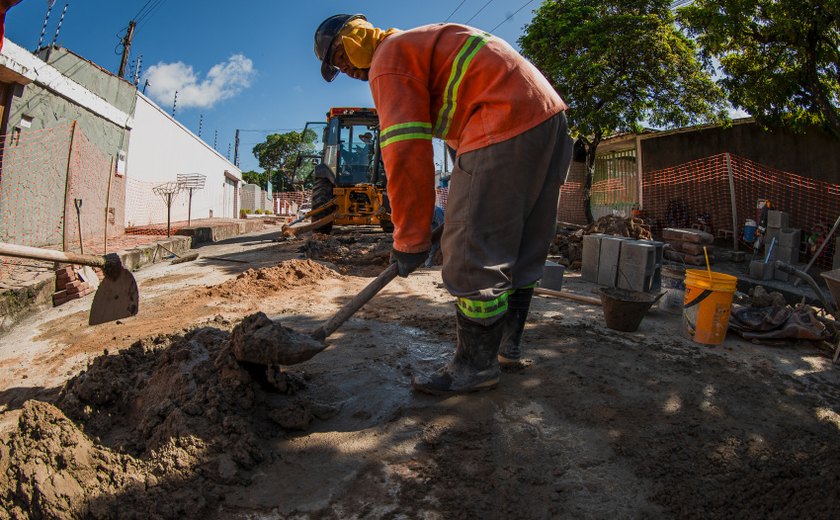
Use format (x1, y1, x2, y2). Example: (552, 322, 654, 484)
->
(683, 269, 738, 345)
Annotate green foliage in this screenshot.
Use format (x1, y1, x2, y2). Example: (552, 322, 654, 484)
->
(521, 0, 727, 140)
(679, 0, 840, 135)
(520, 0, 727, 222)
(252, 128, 320, 192)
(243, 209, 253, 214)
(240, 170, 264, 187)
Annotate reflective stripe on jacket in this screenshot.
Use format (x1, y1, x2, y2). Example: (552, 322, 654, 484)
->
(369, 24, 567, 254)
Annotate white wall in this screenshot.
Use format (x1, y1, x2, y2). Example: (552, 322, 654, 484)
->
(124, 93, 241, 227)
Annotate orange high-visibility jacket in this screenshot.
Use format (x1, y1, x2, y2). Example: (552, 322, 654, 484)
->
(369, 23, 568, 254)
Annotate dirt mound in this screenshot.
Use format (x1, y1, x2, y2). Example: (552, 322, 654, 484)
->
(303, 232, 392, 275)
(0, 326, 336, 519)
(202, 258, 342, 299)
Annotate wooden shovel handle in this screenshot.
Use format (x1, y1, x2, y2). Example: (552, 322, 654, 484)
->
(311, 262, 399, 341)
(310, 223, 445, 341)
(0, 241, 109, 268)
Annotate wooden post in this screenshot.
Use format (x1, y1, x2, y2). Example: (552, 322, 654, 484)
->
(62, 121, 77, 252)
(635, 135, 644, 210)
(104, 156, 114, 254)
(725, 153, 738, 251)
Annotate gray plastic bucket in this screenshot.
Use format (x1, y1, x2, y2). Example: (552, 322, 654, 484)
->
(658, 266, 686, 315)
(542, 263, 565, 291)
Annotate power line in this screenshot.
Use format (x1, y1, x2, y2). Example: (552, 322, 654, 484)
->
(445, 0, 468, 22)
(465, 0, 494, 24)
(490, 0, 535, 32)
(238, 128, 303, 133)
(137, 0, 168, 28)
(132, 0, 155, 20)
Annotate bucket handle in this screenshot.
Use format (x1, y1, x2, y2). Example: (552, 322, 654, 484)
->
(684, 289, 713, 308)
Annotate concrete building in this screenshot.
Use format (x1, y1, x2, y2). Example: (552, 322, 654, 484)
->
(125, 92, 242, 227)
(0, 41, 134, 249)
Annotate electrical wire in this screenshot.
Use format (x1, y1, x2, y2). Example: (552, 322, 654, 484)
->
(490, 0, 535, 32)
(465, 0, 494, 24)
(135, 0, 163, 23)
(445, 0, 468, 22)
(132, 0, 155, 21)
(137, 0, 168, 28)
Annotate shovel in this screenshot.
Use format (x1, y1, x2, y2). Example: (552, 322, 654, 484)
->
(0, 242, 139, 325)
(232, 224, 444, 366)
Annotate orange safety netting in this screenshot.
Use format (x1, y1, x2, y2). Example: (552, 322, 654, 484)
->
(0, 122, 129, 281)
(643, 153, 839, 267)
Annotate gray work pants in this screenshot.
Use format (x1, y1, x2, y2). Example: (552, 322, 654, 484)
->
(441, 112, 573, 324)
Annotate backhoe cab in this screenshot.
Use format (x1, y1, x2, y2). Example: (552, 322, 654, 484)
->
(288, 107, 392, 235)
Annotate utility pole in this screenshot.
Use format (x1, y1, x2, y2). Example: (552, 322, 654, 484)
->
(171, 90, 178, 117)
(198, 115, 203, 137)
(214, 130, 218, 150)
(117, 20, 136, 78)
(234, 129, 240, 166)
(142, 79, 149, 94)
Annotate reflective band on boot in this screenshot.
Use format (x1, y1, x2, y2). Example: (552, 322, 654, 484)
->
(412, 312, 505, 395)
(456, 292, 509, 320)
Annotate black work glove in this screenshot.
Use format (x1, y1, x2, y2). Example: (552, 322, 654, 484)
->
(390, 248, 429, 277)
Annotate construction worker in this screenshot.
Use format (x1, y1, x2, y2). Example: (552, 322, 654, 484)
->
(0, 0, 23, 53)
(314, 14, 573, 394)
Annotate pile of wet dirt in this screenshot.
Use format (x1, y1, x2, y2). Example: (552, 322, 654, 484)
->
(303, 232, 392, 275)
(0, 326, 336, 519)
(202, 258, 342, 299)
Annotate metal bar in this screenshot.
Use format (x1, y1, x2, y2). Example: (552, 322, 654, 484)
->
(725, 152, 738, 251)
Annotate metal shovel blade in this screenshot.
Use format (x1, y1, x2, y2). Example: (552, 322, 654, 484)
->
(89, 267, 139, 325)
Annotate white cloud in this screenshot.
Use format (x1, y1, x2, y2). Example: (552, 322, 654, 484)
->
(143, 54, 256, 109)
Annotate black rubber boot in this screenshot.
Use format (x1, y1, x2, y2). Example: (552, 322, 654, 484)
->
(412, 312, 505, 395)
(498, 287, 534, 366)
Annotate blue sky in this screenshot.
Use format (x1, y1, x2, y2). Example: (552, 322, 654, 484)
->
(5, 1, 538, 173)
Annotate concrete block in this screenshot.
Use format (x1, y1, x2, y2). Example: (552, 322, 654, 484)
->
(581, 234, 604, 283)
(749, 260, 774, 281)
(649, 241, 665, 292)
(778, 228, 801, 249)
(663, 228, 713, 245)
(776, 245, 798, 264)
(597, 237, 626, 287)
(764, 227, 781, 249)
(767, 210, 789, 229)
(617, 241, 656, 292)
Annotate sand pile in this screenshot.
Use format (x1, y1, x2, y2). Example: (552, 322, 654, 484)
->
(202, 258, 342, 299)
(0, 325, 337, 519)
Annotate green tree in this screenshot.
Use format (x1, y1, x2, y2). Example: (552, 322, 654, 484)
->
(520, 0, 727, 223)
(252, 129, 320, 192)
(240, 170, 264, 187)
(679, 0, 840, 135)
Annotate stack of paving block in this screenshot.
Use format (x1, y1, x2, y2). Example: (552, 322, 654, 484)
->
(662, 228, 715, 266)
(762, 210, 800, 282)
(53, 265, 99, 306)
(582, 234, 665, 292)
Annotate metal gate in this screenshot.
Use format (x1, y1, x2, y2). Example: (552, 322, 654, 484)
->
(591, 148, 638, 219)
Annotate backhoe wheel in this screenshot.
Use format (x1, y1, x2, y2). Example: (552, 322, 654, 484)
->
(312, 177, 336, 234)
